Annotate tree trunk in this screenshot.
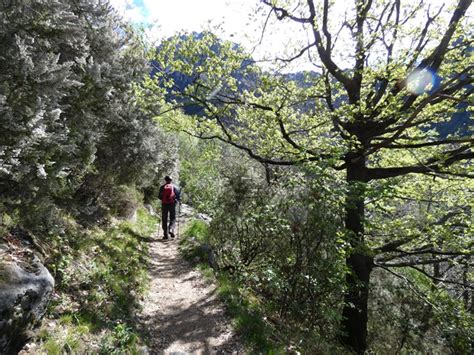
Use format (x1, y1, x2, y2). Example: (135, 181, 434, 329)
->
(340, 160, 374, 354)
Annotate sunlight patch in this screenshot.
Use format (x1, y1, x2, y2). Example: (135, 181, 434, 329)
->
(406, 68, 436, 95)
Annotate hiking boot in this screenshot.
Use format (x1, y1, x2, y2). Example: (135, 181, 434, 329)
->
(162, 234, 169, 240)
(170, 231, 175, 239)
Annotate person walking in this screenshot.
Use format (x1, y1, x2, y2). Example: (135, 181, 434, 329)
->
(158, 176, 180, 240)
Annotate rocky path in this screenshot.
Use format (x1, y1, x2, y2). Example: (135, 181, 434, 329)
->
(138, 205, 244, 354)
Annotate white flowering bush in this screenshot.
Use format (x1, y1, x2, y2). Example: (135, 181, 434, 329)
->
(0, 0, 170, 235)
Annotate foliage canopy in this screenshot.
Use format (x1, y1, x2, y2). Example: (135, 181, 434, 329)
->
(146, 0, 473, 352)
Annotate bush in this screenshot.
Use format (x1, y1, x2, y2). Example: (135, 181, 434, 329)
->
(0, 0, 171, 236)
(208, 166, 347, 348)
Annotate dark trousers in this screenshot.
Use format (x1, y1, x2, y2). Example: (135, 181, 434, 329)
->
(162, 203, 176, 236)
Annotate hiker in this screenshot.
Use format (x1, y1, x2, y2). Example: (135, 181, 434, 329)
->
(158, 176, 180, 239)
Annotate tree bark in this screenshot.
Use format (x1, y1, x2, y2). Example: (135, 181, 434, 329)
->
(341, 159, 374, 354)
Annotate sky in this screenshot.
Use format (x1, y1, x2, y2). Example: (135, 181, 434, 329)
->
(109, 0, 311, 68)
(109, 0, 263, 44)
(109, 0, 471, 73)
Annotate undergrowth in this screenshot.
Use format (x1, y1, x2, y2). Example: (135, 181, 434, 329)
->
(32, 207, 158, 354)
(179, 219, 284, 354)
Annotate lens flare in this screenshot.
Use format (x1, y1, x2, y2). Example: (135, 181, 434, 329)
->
(406, 69, 436, 95)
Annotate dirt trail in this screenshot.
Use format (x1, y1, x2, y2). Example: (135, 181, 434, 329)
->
(138, 205, 244, 354)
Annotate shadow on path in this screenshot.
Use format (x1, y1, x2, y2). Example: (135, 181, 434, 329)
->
(138, 212, 244, 354)
(142, 291, 242, 354)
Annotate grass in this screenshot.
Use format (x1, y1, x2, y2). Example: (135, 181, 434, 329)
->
(34, 205, 158, 354)
(179, 219, 284, 354)
(182, 218, 209, 244)
(216, 275, 284, 354)
(178, 219, 211, 261)
(38, 314, 92, 354)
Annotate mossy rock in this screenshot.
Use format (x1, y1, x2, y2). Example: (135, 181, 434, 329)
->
(0, 257, 54, 354)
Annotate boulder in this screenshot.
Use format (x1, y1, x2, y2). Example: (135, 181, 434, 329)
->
(195, 212, 212, 223)
(178, 203, 194, 218)
(0, 252, 54, 354)
(199, 243, 218, 270)
(144, 204, 156, 216)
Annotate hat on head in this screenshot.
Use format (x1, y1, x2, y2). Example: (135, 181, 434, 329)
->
(164, 175, 172, 182)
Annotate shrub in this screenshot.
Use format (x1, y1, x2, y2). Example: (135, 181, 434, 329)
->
(208, 167, 347, 346)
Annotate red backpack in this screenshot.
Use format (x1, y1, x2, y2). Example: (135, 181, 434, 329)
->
(162, 183, 176, 204)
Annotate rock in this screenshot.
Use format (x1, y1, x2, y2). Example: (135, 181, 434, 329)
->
(178, 203, 194, 218)
(127, 208, 138, 222)
(138, 345, 150, 354)
(0, 256, 54, 354)
(195, 213, 212, 223)
(200, 244, 218, 270)
(144, 204, 156, 216)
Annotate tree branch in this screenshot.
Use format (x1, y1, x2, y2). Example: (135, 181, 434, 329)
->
(398, 0, 472, 110)
(353, 0, 373, 95)
(276, 42, 317, 63)
(305, 0, 358, 103)
(406, 3, 445, 69)
(262, 0, 312, 23)
(384, 138, 474, 149)
(375, 237, 416, 253)
(418, 0, 472, 71)
(370, 0, 400, 106)
(366, 150, 474, 180)
(376, 257, 454, 267)
(409, 265, 474, 289)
